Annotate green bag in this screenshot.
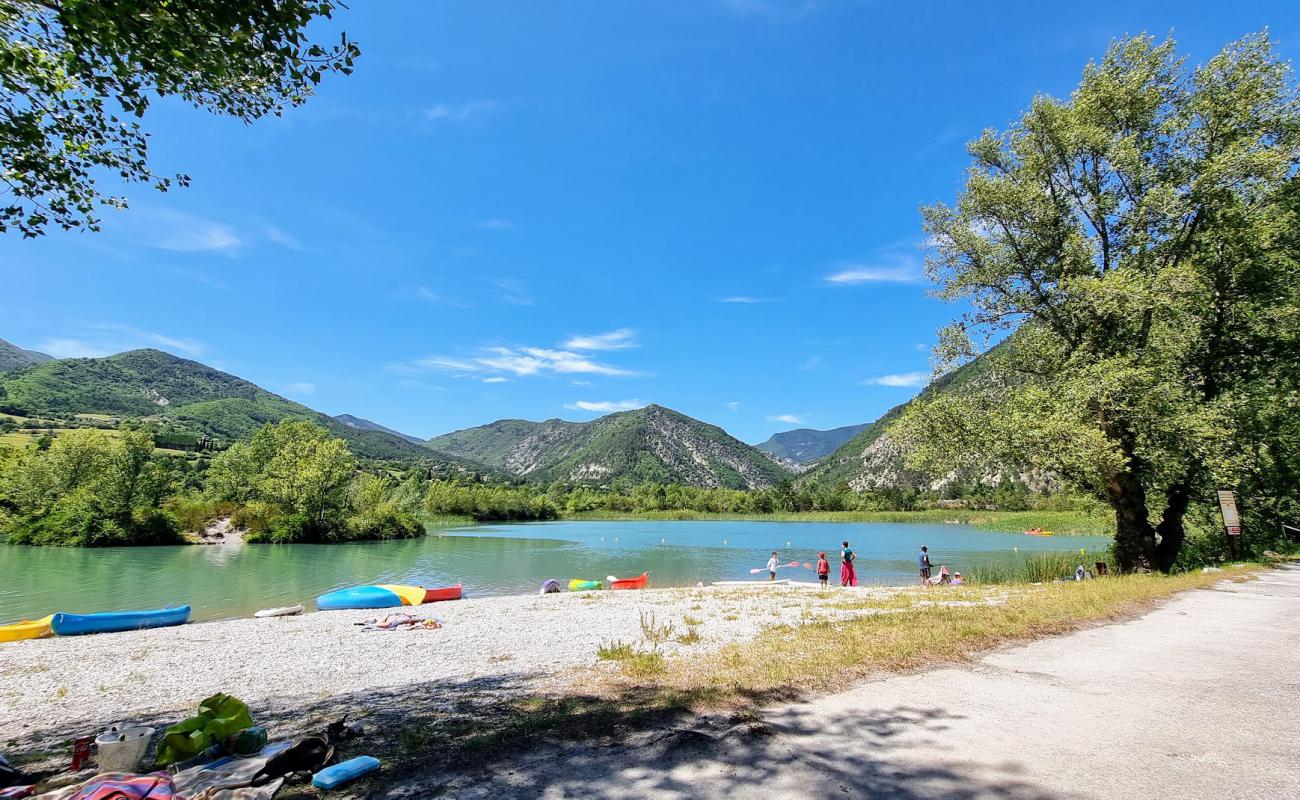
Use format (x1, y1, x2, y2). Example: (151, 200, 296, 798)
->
(155, 693, 254, 765)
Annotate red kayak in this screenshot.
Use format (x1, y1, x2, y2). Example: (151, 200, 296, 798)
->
(422, 585, 463, 602)
(609, 572, 649, 590)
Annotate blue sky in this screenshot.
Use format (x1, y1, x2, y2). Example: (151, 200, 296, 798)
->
(1, 1, 1295, 442)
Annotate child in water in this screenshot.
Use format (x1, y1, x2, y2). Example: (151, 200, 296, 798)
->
(767, 551, 780, 581)
(816, 552, 830, 586)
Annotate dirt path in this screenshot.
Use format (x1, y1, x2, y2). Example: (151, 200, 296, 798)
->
(427, 566, 1300, 799)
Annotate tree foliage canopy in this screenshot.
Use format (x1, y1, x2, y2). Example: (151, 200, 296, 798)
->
(900, 32, 1300, 571)
(1, 0, 358, 236)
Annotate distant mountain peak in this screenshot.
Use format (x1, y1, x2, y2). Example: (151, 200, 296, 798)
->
(428, 404, 794, 489)
(333, 414, 427, 446)
(756, 422, 871, 464)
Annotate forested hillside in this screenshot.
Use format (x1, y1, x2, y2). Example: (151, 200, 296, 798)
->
(429, 404, 793, 489)
(0, 349, 445, 462)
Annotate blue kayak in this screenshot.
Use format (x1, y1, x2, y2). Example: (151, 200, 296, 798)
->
(50, 605, 191, 636)
(316, 586, 405, 610)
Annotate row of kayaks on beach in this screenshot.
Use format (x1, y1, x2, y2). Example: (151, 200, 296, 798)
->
(2, 573, 654, 642)
(566, 572, 650, 592)
(0, 606, 192, 642)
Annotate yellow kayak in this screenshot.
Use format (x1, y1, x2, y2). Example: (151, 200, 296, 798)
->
(0, 614, 54, 643)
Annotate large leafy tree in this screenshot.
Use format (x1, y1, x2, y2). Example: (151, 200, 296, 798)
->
(207, 419, 355, 528)
(900, 33, 1300, 571)
(1, 0, 358, 237)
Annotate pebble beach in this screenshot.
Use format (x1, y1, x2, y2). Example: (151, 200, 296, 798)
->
(0, 582, 922, 747)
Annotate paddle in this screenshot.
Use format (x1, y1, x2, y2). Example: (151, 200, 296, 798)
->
(748, 561, 802, 574)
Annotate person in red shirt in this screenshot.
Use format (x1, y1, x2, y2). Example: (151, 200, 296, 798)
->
(816, 552, 830, 587)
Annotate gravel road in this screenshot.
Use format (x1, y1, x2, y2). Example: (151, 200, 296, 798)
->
(432, 565, 1300, 799)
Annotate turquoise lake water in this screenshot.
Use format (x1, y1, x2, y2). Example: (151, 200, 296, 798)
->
(0, 520, 1103, 622)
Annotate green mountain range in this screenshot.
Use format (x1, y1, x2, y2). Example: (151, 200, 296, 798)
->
(0, 338, 54, 373)
(0, 337, 1007, 491)
(0, 349, 441, 462)
(756, 422, 870, 464)
(428, 404, 794, 489)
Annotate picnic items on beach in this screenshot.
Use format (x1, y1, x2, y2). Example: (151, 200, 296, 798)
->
(315, 584, 462, 611)
(567, 579, 602, 591)
(155, 694, 255, 767)
(310, 757, 379, 790)
(355, 613, 441, 632)
(50, 607, 190, 637)
(539, 579, 561, 594)
(94, 727, 155, 774)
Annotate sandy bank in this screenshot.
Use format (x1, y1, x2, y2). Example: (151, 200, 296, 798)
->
(0, 582, 915, 745)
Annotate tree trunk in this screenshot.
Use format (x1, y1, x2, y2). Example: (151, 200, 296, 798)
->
(1106, 466, 1156, 572)
(1153, 481, 1192, 573)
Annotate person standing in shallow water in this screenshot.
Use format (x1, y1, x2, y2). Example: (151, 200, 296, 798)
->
(840, 541, 858, 587)
(919, 545, 932, 586)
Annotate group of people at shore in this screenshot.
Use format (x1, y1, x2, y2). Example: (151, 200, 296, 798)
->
(765, 542, 963, 587)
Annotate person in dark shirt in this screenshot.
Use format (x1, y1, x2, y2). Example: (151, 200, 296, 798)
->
(919, 545, 932, 586)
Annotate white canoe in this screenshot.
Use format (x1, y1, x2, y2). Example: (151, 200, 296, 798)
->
(712, 579, 791, 587)
(254, 605, 305, 618)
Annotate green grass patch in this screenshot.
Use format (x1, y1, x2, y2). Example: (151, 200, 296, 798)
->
(596, 641, 636, 661)
(675, 628, 702, 645)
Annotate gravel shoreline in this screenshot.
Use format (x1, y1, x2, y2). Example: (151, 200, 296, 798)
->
(1, 582, 917, 747)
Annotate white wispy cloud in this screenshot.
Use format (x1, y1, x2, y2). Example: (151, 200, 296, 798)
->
(564, 399, 647, 413)
(563, 328, 638, 351)
(36, 338, 115, 359)
(415, 286, 470, 308)
(824, 248, 926, 286)
(394, 346, 637, 379)
(282, 382, 316, 396)
(726, 401, 741, 412)
(479, 219, 513, 231)
(144, 332, 208, 357)
(717, 296, 777, 304)
(824, 263, 923, 285)
(863, 371, 930, 388)
(36, 324, 208, 359)
(767, 413, 805, 424)
(493, 278, 534, 306)
(482, 376, 510, 384)
(263, 225, 305, 251)
(425, 100, 499, 123)
(141, 209, 241, 253)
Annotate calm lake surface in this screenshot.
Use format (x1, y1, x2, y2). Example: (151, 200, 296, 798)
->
(0, 520, 1103, 622)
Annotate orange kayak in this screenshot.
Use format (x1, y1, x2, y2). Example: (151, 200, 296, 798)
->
(422, 584, 463, 602)
(610, 572, 649, 590)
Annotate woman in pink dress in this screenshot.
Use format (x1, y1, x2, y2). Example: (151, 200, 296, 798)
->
(840, 540, 858, 587)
